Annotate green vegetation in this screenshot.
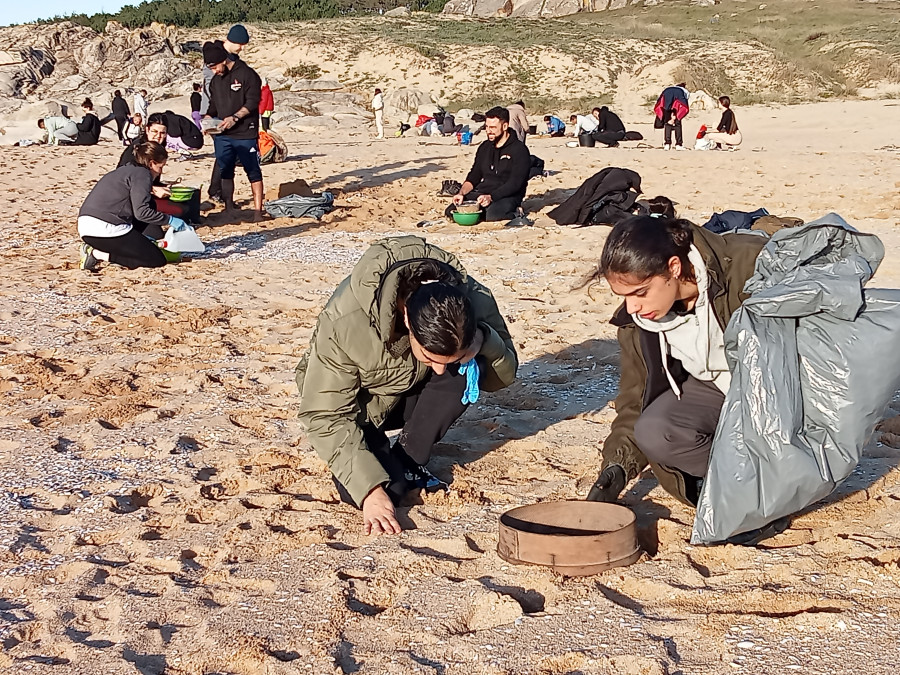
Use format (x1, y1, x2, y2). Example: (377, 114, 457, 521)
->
(35, 0, 442, 32)
(284, 63, 323, 79)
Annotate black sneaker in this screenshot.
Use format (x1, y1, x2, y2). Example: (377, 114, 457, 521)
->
(724, 517, 791, 546)
(404, 463, 449, 492)
(79, 243, 99, 271)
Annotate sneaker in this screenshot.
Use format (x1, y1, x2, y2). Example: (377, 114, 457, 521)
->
(663, 144, 671, 151)
(404, 463, 449, 492)
(79, 243, 98, 271)
(674, 145, 687, 151)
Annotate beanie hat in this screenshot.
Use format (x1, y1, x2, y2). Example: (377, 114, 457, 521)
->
(202, 41, 229, 67)
(226, 24, 250, 45)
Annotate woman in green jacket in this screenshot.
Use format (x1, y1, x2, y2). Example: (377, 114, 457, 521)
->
(585, 216, 766, 514)
(296, 236, 518, 535)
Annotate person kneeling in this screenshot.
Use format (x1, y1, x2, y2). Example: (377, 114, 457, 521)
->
(445, 106, 530, 223)
(78, 141, 187, 271)
(296, 236, 518, 535)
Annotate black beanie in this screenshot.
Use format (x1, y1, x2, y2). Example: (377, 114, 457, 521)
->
(202, 41, 229, 67)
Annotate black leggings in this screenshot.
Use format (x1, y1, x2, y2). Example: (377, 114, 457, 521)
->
(334, 366, 470, 507)
(82, 227, 166, 269)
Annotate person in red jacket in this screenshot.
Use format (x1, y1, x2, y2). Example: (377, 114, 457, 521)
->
(259, 78, 274, 131)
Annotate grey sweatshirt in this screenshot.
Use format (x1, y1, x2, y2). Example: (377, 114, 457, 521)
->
(79, 164, 169, 228)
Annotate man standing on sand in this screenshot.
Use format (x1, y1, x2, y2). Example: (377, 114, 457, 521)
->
(133, 89, 149, 125)
(190, 83, 203, 130)
(111, 90, 130, 142)
(372, 88, 385, 139)
(202, 40, 265, 218)
(203, 25, 251, 203)
(445, 107, 531, 223)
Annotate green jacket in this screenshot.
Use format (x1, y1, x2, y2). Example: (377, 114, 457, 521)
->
(296, 236, 518, 506)
(602, 226, 767, 504)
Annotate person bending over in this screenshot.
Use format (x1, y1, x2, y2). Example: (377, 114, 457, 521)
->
(583, 216, 795, 543)
(445, 107, 531, 222)
(38, 116, 78, 145)
(543, 115, 566, 137)
(296, 236, 518, 535)
(78, 141, 188, 271)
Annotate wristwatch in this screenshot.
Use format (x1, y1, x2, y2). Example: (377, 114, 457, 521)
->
(231, 114, 240, 124)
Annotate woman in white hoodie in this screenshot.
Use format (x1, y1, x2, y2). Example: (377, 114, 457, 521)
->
(584, 215, 766, 510)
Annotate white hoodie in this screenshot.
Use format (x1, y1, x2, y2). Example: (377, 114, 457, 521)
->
(631, 245, 731, 398)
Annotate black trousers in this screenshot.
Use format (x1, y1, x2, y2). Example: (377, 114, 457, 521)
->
(82, 226, 166, 269)
(633, 376, 725, 479)
(114, 116, 128, 141)
(664, 119, 683, 146)
(334, 367, 469, 507)
(444, 192, 522, 222)
(261, 116, 271, 131)
(592, 129, 626, 147)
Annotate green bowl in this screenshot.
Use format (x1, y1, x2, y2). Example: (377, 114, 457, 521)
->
(168, 186, 196, 202)
(452, 211, 482, 226)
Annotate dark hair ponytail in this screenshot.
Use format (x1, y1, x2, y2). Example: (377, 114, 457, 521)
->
(396, 260, 475, 356)
(598, 216, 696, 283)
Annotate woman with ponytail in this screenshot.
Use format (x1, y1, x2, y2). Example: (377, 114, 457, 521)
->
(584, 215, 767, 518)
(78, 141, 187, 270)
(296, 236, 518, 535)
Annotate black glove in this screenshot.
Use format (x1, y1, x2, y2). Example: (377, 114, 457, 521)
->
(586, 464, 626, 503)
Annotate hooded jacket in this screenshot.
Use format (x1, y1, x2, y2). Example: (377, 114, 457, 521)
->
(548, 167, 642, 226)
(295, 236, 518, 506)
(464, 132, 531, 203)
(601, 225, 766, 504)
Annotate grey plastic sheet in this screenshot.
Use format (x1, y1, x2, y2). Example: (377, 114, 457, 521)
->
(692, 213, 900, 543)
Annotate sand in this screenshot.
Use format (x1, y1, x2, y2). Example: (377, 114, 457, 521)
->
(1, 98, 900, 674)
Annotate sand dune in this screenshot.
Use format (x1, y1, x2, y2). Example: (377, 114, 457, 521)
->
(1, 98, 899, 674)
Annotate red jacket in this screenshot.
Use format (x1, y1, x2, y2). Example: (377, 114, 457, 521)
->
(259, 85, 274, 114)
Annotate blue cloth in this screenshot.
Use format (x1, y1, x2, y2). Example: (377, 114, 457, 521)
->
(702, 208, 769, 234)
(459, 359, 480, 405)
(546, 116, 565, 134)
(213, 135, 263, 183)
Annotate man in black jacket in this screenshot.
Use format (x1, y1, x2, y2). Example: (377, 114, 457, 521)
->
(591, 106, 626, 147)
(202, 40, 264, 217)
(111, 90, 130, 141)
(446, 107, 530, 222)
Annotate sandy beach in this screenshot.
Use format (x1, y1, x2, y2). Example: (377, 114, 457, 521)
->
(1, 98, 900, 674)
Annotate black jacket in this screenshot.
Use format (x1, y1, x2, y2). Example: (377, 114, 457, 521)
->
(112, 96, 130, 118)
(717, 108, 738, 134)
(598, 109, 625, 134)
(207, 58, 262, 140)
(190, 92, 202, 113)
(464, 133, 530, 203)
(548, 167, 642, 226)
(79, 164, 169, 228)
(74, 114, 101, 146)
(164, 110, 204, 150)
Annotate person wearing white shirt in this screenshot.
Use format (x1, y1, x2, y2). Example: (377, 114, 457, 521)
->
(568, 113, 599, 137)
(372, 88, 385, 139)
(133, 89, 149, 123)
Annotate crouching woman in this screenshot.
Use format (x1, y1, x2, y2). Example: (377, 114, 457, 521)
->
(78, 141, 187, 270)
(585, 216, 765, 510)
(296, 236, 518, 535)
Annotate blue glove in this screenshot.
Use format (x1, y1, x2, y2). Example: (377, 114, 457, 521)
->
(459, 359, 480, 405)
(168, 216, 188, 232)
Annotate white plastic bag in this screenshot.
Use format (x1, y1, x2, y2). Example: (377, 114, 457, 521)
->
(163, 224, 206, 253)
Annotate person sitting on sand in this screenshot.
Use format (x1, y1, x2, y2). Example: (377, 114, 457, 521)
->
(78, 141, 187, 271)
(704, 96, 742, 150)
(591, 106, 626, 147)
(543, 115, 566, 137)
(38, 116, 79, 145)
(296, 236, 518, 535)
(445, 106, 531, 223)
(568, 112, 599, 138)
(117, 113, 201, 227)
(73, 98, 102, 146)
(582, 215, 795, 543)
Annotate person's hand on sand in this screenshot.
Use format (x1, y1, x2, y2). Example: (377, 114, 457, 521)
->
(476, 193, 492, 208)
(452, 193, 466, 206)
(151, 185, 171, 199)
(362, 486, 401, 535)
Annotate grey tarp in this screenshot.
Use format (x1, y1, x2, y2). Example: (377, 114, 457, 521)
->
(264, 192, 335, 220)
(692, 213, 900, 544)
